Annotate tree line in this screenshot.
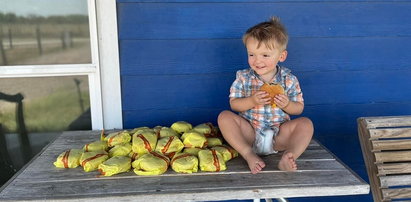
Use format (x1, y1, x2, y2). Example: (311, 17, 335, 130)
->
(0, 12, 88, 24)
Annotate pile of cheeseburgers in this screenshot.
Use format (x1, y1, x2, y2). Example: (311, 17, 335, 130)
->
(54, 121, 238, 176)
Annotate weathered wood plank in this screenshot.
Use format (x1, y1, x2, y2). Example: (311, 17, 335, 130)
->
(1, 184, 370, 202)
(117, 2, 411, 39)
(22, 157, 344, 182)
(42, 145, 329, 159)
(121, 71, 411, 110)
(362, 116, 411, 129)
(369, 128, 411, 140)
(382, 188, 411, 200)
(372, 139, 411, 151)
(123, 103, 411, 130)
(45, 130, 321, 153)
(0, 185, 370, 202)
(0, 170, 368, 201)
(377, 163, 411, 176)
(380, 175, 411, 188)
(51, 131, 324, 145)
(117, 0, 411, 3)
(358, 118, 384, 202)
(120, 38, 411, 76)
(374, 151, 411, 163)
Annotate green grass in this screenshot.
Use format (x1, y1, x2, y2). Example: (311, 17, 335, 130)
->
(0, 89, 90, 133)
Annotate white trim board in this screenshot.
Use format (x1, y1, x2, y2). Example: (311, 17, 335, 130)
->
(96, 0, 123, 130)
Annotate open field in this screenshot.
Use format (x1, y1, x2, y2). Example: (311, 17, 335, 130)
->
(1, 38, 91, 65)
(1, 23, 90, 65)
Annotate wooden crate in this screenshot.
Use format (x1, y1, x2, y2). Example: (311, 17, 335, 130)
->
(358, 116, 411, 202)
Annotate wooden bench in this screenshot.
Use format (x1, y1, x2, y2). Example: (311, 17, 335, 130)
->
(358, 116, 411, 201)
(0, 130, 369, 201)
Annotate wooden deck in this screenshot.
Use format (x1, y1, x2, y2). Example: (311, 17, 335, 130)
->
(0, 131, 369, 201)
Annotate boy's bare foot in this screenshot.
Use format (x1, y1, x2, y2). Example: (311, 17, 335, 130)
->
(278, 151, 297, 171)
(243, 152, 266, 174)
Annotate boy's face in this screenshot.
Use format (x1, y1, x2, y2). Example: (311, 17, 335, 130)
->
(246, 37, 287, 81)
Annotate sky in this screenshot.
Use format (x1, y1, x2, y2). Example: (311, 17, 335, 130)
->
(0, 0, 88, 17)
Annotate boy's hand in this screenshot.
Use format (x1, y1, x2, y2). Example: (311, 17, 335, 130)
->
(274, 94, 290, 109)
(251, 91, 271, 106)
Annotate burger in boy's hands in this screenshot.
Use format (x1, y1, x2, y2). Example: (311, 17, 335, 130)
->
(260, 83, 285, 108)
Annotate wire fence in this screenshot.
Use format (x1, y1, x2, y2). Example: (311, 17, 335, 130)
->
(0, 23, 89, 65)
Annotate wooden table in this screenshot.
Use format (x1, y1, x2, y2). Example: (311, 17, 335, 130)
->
(0, 131, 369, 201)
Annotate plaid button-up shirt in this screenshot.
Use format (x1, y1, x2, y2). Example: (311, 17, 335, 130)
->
(229, 65, 304, 132)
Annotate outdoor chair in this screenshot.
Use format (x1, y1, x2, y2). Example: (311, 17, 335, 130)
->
(358, 116, 411, 201)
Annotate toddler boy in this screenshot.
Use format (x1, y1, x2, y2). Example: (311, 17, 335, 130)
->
(218, 17, 314, 174)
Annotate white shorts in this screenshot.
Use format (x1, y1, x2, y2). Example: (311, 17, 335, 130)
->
(253, 127, 279, 155)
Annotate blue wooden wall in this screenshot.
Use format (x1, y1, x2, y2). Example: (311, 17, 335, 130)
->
(117, 1, 411, 201)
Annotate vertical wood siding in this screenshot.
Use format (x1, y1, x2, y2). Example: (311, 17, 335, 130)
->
(117, 1, 411, 201)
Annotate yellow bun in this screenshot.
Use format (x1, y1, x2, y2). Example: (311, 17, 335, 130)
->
(260, 83, 284, 107)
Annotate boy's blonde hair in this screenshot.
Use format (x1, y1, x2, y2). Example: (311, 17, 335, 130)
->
(242, 16, 288, 51)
